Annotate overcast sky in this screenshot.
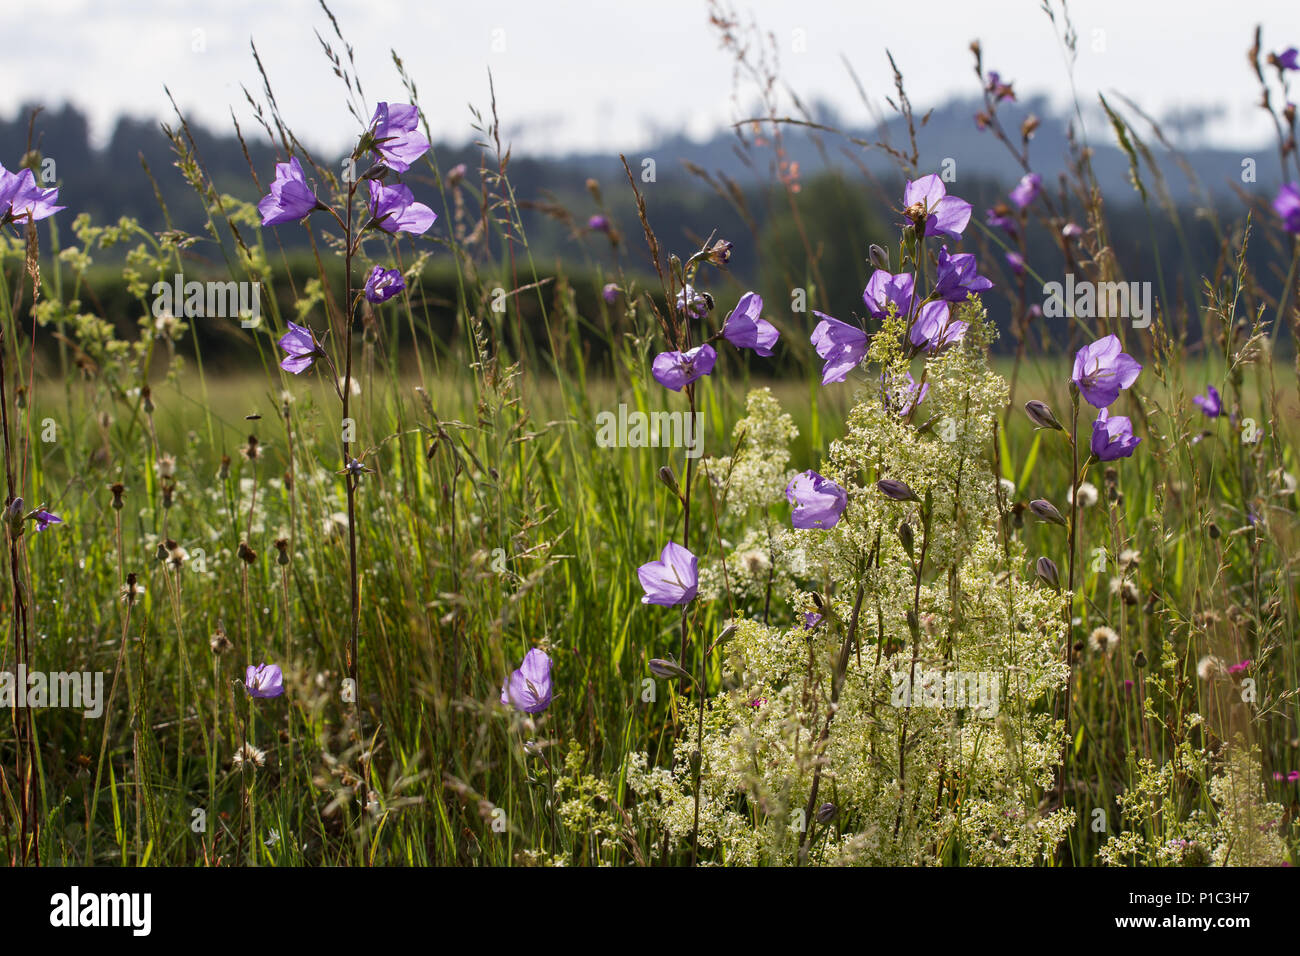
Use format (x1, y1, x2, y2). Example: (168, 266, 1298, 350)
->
(3, 0, 1296, 155)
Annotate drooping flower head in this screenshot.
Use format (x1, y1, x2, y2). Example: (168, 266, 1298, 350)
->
(986, 203, 1018, 237)
(0, 164, 63, 223)
(1274, 182, 1300, 235)
(1071, 334, 1142, 409)
(365, 103, 430, 173)
(277, 321, 324, 374)
(245, 663, 285, 699)
(651, 344, 716, 391)
(1192, 385, 1222, 418)
(722, 292, 779, 356)
(908, 301, 967, 352)
(862, 270, 916, 319)
(587, 214, 610, 232)
(902, 174, 972, 240)
(1272, 47, 1299, 71)
(637, 541, 698, 606)
(32, 509, 61, 532)
(1090, 407, 1141, 461)
(785, 471, 848, 530)
(1005, 251, 1026, 276)
(810, 311, 868, 385)
(257, 157, 320, 227)
(1009, 172, 1042, 209)
(363, 266, 405, 304)
(367, 180, 437, 235)
(602, 282, 620, 304)
(500, 648, 553, 714)
(933, 247, 993, 302)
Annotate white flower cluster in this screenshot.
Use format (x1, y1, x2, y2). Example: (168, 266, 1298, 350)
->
(628, 304, 1075, 864)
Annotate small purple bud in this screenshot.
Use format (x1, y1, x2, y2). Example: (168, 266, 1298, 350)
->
(877, 478, 919, 502)
(1024, 400, 1063, 431)
(1035, 556, 1061, 590)
(1029, 499, 1067, 527)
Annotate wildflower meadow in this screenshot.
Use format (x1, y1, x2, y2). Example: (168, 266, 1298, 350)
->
(0, 1, 1298, 916)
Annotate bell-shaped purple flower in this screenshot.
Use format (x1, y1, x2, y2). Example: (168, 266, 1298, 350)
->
(786, 470, 848, 530)
(1275, 48, 1299, 71)
(363, 265, 405, 304)
(902, 174, 972, 240)
(933, 247, 993, 302)
(1071, 334, 1142, 409)
(257, 157, 320, 227)
(1009, 172, 1042, 209)
(862, 270, 915, 319)
(278, 321, 323, 374)
(0, 165, 63, 223)
(1274, 182, 1300, 235)
(909, 300, 967, 352)
(245, 663, 285, 699)
(810, 311, 868, 385)
(500, 648, 552, 714)
(1192, 385, 1222, 418)
(1090, 408, 1141, 461)
(368, 180, 437, 236)
(366, 103, 430, 173)
(32, 509, 62, 532)
(637, 541, 698, 606)
(651, 344, 716, 391)
(722, 292, 779, 356)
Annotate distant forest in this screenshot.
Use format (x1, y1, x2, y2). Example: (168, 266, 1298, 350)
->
(3, 100, 1294, 363)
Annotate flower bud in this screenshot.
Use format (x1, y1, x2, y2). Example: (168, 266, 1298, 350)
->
(658, 465, 681, 498)
(1024, 400, 1063, 431)
(648, 659, 691, 681)
(898, 521, 915, 556)
(110, 482, 125, 511)
(1035, 556, 1061, 590)
(868, 243, 890, 271)
(877, 478, 919, 502)
(1029, 498, 1067, 526)
(1134, 650, 1147, 668)
(816, 802, 837, 824)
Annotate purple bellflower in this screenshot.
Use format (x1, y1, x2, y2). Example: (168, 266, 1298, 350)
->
(0, 165, 63, 223)
(786, 470, 848, 530)
(637, 541, 698, 606)
(862, 270, 916, 319)
(1274, 182, 1300, 234)
(902, 174, 972, 240)
(1192, 385, 1222, 418)
(722, 292, 779, 356)
(1071, 334, 1142, 409)
(500, 648, 553, 713)
(909, 300, 967, 352)
(245, 663, 285, 699)
(1090, 408, 1141, 461)
(651, 344, 716, 391)
(1009, 172, 1042, 209)
(810, 311, 868, 384)
(933, 246, 993, 302)
(257, 157, 319, 227)
(363, 266, 405, 304)
(365, 103, 430, 172)
(278, 322, 324, 374)
(368, 180, 436, 235)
